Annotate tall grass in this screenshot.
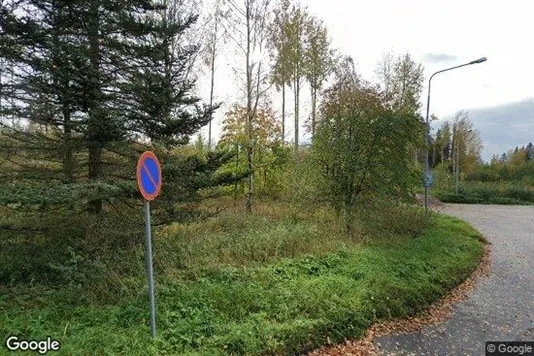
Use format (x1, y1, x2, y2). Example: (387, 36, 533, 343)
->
(155, 209, 353, 276)
(1, 200, 485, 355)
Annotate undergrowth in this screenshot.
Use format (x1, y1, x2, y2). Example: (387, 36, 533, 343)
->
(1, 203, 485, 355)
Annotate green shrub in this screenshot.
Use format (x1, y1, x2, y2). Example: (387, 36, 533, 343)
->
(0, 207, 148, 305)
(435, 181, 533, 205)
(0, 212, 86, 284)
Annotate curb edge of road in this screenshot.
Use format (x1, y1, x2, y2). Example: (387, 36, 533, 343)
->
(309, 240, 491, 356)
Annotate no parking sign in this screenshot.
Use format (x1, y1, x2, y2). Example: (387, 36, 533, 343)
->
(136, 151, 162, 338)
(137, 151, 162, 201)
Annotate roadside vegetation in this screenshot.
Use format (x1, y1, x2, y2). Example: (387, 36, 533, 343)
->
(1, 0, 489, 354)
(1, 200, 485, 355)
(427, 122, 534, 205)
(436, 181, 534, 205)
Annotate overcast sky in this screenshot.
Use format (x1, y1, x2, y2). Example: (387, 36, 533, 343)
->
(198, 0, 533, 161)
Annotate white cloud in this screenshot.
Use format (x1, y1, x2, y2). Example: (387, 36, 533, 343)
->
(300, 0, 532, 112)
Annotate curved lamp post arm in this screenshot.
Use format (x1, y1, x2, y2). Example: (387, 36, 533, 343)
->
(426, 57, 487, 126)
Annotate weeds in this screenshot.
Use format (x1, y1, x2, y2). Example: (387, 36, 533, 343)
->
(156, 206, 354, 276)
(1, 207, 485, 355)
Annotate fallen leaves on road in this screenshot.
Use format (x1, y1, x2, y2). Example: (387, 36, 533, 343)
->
(308, 243, 491, 356)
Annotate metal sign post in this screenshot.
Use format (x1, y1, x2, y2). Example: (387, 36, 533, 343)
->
(136, 151, 162, 339)
(144, 200, 156, 338)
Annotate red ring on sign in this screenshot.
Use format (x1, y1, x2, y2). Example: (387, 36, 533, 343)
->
(136, 151, 162, 201)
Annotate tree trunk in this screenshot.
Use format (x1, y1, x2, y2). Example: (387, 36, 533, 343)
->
(293, 22, 301, 158)
(311, 85, 317, 137)
(294, 78, 299, 158)
(88, 142, 103, 213)
(344, 199, 355, 238)
(208, 20, 218, 149)
(52, 9, 75, 184)
(234, 143, 239, 201)
(245, 0, 253, 213)
(62, 107, 74, 183)
(87, 0, 103, 214)
(281, 85, 285, 141)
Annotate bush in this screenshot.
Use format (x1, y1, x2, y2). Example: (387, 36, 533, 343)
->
(0, 212, 86, 284)
(0, 208, 148, 303)
(434, 181, 534, 205)
(437, 193, 484, 204)
(281, 155, 327, 219)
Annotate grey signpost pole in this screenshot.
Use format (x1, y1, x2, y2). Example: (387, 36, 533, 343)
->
(144, 200, 156, 338)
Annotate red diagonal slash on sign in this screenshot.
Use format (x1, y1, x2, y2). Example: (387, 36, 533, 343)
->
(143, 162, 158, 189)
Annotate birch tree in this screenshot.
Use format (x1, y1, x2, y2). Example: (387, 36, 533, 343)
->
(451, 111, 483, 177)
(375, 51, 396, 109)
(268, 0, 292, 141)
(375, 52, 424, 115)
(285, 2, 308, 156)
(202, 0, 227, 148)
(303, 16, 335, 137)
(392, 53, 424, 114)
(223, 0, 273, 212)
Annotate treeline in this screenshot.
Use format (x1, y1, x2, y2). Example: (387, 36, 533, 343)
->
(428, 127, 534, 204)
(428, 111, 482, 174)
(0, 0, 240, 284)
(198, 0, 426, 211)
(213, 50, 426, 215)
(0, 0, 430, 287)
(467, 143, 534, 183)
(426, 110, 533, 186)
(420, 107, 533, 204)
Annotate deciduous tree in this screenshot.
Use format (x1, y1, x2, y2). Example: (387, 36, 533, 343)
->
(313, 71, 424, 233)
(222, 0, 273, 212)
(268, 0, 292, 141)
(303, 16, 335, 137)
(201, 0, 227, 148)
(219, 103, 286, 196)
(450, 111, 483, 177)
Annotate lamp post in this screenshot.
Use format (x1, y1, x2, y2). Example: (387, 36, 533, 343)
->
(424, 57, 487, 213)
(455, 136, 460, 194)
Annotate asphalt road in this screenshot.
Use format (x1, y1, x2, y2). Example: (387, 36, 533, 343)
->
(375, 204, 534, 356)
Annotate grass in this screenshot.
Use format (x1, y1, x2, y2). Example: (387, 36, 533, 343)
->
(0, 204, 485, 355)
(156, 207, 352, 274)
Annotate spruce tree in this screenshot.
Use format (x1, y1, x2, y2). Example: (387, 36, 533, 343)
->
(0, 0, 235, 279)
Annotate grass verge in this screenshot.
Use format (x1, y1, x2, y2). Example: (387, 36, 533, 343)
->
(1, 212, 485, 355)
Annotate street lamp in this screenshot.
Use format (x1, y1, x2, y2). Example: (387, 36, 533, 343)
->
(423, 57, 487, 213)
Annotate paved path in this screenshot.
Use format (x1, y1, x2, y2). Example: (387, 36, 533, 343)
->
(375, 204, 534, 356)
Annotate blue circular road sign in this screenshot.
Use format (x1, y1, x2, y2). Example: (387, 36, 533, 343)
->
(136, 151, 162, 201)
